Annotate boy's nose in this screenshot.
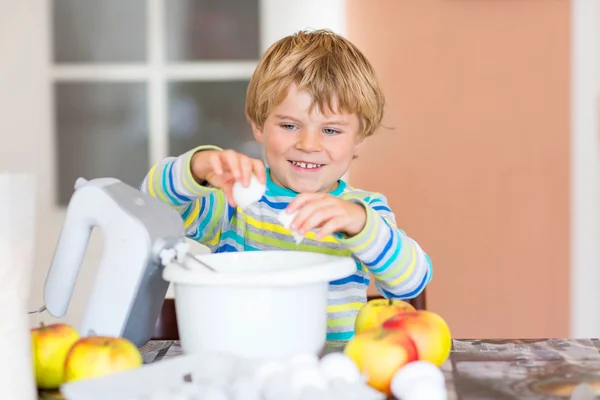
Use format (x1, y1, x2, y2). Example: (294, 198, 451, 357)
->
(295, 131, 322, 152)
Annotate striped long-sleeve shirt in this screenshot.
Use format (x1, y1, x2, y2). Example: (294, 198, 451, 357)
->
(140, 145, 433, 340)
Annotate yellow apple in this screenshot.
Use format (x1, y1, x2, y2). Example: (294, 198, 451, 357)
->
(354, 298, 416, 334)
(31, 322, 80, 390)
(63, 336, 143, 383)
(344, 328, 418, 395)
(382, 310, 452, 366)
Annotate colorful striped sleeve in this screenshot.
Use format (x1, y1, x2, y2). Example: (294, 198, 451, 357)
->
(138, 145, 229, 249)
(337, 193, 432, 299)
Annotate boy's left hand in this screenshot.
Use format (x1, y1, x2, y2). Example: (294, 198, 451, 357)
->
(285, 193, 367, 240)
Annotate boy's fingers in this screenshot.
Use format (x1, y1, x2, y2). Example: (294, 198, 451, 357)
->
(221, 183, 237, 207)
(296, 205, 340, 234)
(221, 150, 241, 180)
(252, 158, 266, 184)
(291, 197, 335, 231)
(208, 152, 223, 175)
(315, 217, 344, 240)
(286, 192, 323, 213)
(239, 156, 252, 187)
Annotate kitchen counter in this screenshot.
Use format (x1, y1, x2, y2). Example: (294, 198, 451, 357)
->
(40, 338, 600, 399)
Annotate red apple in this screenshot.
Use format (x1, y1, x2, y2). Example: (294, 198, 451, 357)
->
(31, 323, 80, 390)
(344, 328, 418, 395)
(354, 298, 416, 334)
(382, 310, 452, 366)
(63, 336, 143, 383)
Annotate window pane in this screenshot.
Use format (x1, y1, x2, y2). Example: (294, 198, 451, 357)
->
(168, 80, 261, 160)
(165, 0, 260, 61)
(52, 0, 146, 63)
(55, 83, 149, 205)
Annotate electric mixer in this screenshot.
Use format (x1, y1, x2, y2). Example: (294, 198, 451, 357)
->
(41, 177, 191, 347)
(37, 174, 315, 348)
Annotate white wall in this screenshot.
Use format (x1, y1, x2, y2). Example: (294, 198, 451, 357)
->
(0, 1, 346, 330)
(259, 0, 346, 52)
(0, 2, 92, 327)
(0, 1, 65, 327)
(570, 0, 600, 338)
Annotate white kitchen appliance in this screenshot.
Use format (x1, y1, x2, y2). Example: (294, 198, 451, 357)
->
(43, 177, 189, 347)
(43, 176, 357, 357)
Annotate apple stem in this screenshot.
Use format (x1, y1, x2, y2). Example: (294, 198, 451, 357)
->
(389, 298, 393, 306)
(39, 321, 45, 330)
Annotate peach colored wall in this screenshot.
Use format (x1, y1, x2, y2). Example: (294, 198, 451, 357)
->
(347, 1, 570, 338)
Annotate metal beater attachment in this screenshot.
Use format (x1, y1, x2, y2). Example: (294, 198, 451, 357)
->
(158, 241, 217, 273)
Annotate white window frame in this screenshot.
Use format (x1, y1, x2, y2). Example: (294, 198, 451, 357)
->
(49, 0, 347, 171)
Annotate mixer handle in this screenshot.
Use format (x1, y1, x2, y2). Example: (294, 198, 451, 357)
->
(44, 194, 95, 318)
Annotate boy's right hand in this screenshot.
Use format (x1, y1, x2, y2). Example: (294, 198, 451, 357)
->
(191, 149, 266, 206)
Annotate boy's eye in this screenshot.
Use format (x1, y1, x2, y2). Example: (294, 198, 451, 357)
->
(323, 128, 340, 135)
(281, 124, 298, 131)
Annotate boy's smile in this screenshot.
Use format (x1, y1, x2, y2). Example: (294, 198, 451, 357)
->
(251, 84, 364, 194)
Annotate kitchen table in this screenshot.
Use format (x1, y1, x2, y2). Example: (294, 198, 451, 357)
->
(39, 338, 600, 399)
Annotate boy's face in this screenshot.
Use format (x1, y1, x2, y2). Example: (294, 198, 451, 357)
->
(251, 84, 364, 193)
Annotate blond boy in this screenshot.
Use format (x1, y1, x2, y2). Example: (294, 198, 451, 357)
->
(140, 29, 432, 340)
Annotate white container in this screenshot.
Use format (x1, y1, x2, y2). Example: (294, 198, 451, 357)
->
(162, 250, 356, 359)
(0, 174, 37, 400)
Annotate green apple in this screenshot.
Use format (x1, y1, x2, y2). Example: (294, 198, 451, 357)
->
(31, 323, 80, 390)
(355, 298, 416, 334)
(64, 336, 143, 383)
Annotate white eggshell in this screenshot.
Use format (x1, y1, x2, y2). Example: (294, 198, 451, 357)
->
(201, 384, 231, 400)
(276, 210, 304, 244)
(328, 380, 386, 400)
(394, 385, 448, 400)
(319, 352, 361, 383)
(232, 175, 266, 209)
(290, 354, 320, 369)
(276, 209, 296, 229)
(255, 360, 287, 386)
(291, 231, 304, 245)
(391, 361, 446, 400)
(290, 366, 328, 396)
(229, 377, 262, 400)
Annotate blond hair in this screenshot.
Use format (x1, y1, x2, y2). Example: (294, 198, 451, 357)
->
(245, 29, 385, 138)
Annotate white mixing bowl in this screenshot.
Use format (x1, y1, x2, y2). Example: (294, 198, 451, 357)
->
(162, 250, 356, 359)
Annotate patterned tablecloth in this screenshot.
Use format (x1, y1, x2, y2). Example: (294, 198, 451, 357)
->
(40, 338, 600, 399)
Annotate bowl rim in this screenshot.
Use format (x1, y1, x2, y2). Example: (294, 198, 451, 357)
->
(162, 250, 357, 286)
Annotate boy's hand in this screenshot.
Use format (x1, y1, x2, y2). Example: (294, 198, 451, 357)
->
(285, 193, 367, 240)
(191, 149, 266, 206)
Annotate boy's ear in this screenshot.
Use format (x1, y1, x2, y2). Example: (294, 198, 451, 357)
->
(251, 121, 264, 143)
(353, 136, 367, 158)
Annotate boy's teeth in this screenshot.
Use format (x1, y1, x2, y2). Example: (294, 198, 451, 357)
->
(292, 161, 320, 169)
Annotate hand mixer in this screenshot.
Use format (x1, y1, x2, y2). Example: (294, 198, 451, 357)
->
(38, 177, 201, 347)
(36, 174, 290, 348)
